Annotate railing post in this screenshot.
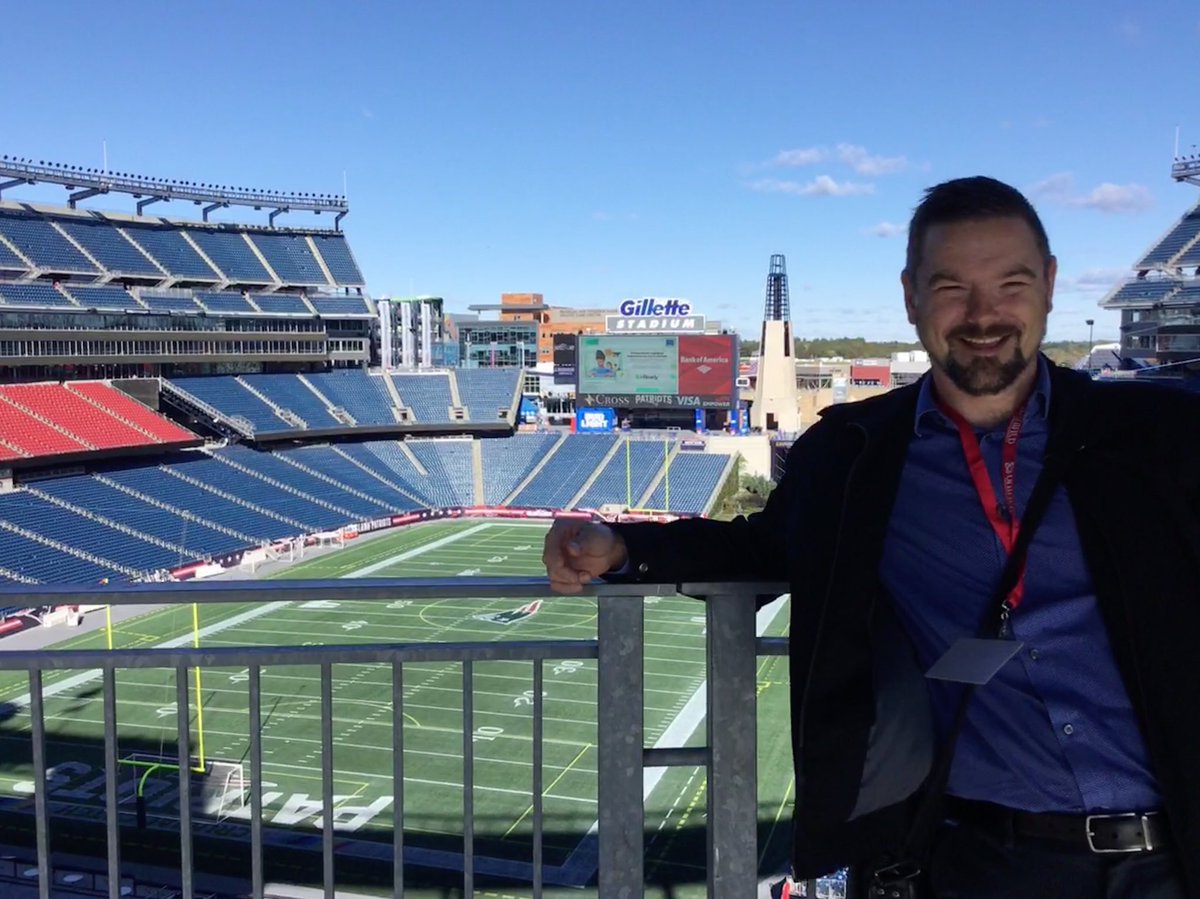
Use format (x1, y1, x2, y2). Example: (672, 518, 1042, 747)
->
(706, 589, 760, 897)
(596, 593, 645, 898)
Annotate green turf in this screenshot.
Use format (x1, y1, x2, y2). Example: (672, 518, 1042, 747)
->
(0, 520, 794, 897)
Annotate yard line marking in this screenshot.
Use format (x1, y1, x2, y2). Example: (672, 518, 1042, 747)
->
(345, 523, 492, 577)
(504, 742, 592, 837)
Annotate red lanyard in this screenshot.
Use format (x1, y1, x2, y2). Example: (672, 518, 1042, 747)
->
(937, 399, 1029, 621)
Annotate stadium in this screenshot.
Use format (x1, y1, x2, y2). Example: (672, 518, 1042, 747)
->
(0, 156, 794, 899)
(2, 142, 1198, 899)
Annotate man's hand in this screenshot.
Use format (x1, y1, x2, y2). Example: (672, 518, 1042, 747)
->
(542, 520, 628, 594)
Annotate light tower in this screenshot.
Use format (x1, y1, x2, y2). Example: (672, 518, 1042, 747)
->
(750, 254, 801, 432)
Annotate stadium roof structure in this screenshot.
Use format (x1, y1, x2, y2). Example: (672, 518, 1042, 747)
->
(0, 155, 348, 229)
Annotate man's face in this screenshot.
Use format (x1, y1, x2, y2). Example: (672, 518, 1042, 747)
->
(902, 216, 1055, 397)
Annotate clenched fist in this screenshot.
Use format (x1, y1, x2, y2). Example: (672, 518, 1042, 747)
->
(542, 520, 628, 594)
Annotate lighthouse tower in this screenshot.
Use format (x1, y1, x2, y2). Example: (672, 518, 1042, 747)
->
(750, 254, 801, 432)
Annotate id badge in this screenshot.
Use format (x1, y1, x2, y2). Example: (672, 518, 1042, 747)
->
(926, 638, 1023, 685)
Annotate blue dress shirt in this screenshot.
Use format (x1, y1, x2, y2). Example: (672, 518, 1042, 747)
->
(880, 358, 1162, 813)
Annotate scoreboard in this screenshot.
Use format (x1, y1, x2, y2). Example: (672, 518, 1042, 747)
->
(575, 334, 737, 409)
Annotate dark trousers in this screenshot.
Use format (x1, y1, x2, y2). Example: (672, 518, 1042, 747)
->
(848, 821, 1188, 898)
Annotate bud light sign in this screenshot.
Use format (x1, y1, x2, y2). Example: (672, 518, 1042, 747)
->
(575, 407, 617, 433)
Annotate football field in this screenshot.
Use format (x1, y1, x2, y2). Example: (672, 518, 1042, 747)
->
(0, 520, 795, 897)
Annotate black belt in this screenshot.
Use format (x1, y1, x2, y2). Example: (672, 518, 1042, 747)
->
(944, 796, 1171, 854)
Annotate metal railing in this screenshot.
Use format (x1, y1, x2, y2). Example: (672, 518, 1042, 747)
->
(0, 577, 790, 899)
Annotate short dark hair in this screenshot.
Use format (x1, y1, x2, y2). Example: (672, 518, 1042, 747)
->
(905, 176, 1051, 275)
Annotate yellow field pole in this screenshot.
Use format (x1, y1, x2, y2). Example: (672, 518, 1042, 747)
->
(625, 437, 632, 508)
(663, 438, 670, 512)
(105, 605, 114, 650)
(192, 602, 206, 772)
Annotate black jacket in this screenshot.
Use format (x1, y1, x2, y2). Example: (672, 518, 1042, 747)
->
(615, 363, 1200, 894)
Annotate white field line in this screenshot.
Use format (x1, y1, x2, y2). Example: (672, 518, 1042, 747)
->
(562, 592, 791, 876)
(8, 523, 495, 712)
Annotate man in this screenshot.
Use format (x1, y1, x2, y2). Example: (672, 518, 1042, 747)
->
(543, 177, 1200, 898)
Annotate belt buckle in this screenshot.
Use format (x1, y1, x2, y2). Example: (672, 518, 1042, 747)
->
(1085, 812, 1155, 853)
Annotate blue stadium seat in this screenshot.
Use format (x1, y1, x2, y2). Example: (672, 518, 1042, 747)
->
(643, 453, 731, 514)
(32, 475, 247, 557)
(1106, 280, 1179, 306)
(56, 219, 163, 277)
(140, 292, 203, 314)
(0, 283, 77, 307)
(512, 435, 619, 508)
(577, 440, 669, 508)
(0, 524, 120, 584)
(239, 374, 341, 428)
(123, 226, 220, 280)
(0, 213, 97, 273)
(67, 286, 139, 310)
(304, 371, 396, 424)
(335, 442, 432, 505)
(100, 464, 296, 541)
(310, 296, 371, 315)
(167, 377, 291, 433)
(249, 233, 330, 285)
(186, 229, 273, 282)
(456, 369, 520, 421)
(390, 373, 455, 422)
(406, 440, 475, 507)
(251, 293, 311, 314)
(195, 291, 255, 313)
(1138, 206, 1200, 267)
(310, 234, 365, 285)
(274, 446, 423, 510)
(0, 237, 29, 271)
(480, 434, 561, 504)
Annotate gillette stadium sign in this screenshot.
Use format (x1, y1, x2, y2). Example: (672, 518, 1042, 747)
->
(605, 297, 706, 333)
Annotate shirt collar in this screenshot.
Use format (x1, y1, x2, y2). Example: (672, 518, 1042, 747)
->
(914, 354, 1052, 436)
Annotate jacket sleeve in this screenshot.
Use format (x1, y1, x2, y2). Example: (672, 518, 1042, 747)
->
(609, 423, 826, 585)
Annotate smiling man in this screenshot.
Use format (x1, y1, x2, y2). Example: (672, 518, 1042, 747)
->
(543, 177, 1200, 898)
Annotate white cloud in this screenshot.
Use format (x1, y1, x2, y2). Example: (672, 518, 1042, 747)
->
(769, 147, 826, 167)
(749, 175, 874, 197)
(836, 143, 908, 176)
(1060, 268, 1128, 293)
(1028, 172, 1153, 214)
(361, 107, 376, 120)
(1069, 182, 1154, 214)
(863, 221, 906, 238)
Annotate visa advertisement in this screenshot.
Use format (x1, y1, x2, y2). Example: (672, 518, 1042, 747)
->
(576, 334, 737, 409)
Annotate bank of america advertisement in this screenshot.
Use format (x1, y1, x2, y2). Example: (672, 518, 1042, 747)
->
(576, 334, 737, 408)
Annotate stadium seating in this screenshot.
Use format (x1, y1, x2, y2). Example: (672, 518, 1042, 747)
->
(455, 369, 520, 421)
(1138, 206, 1200, 267)
(56, 219, 163, 277)
(211, 446, 392, 521)
(1176, 242, 1200, 268)
(0, 399, 89, 455)
(303, 371, 396, 424)
(390, 373, 455, 422)
(643, 453, 730, 513)
(309, 233, 365, 285)
(0, 282, 77, 307)
(1170, 282, 1200, 304)
(168, 377, 290, 433)
(334, 442, 431, 504)
(251, 293, 310, 313)
(100, 464, 296, 541)
(67, 382, 196, 443)
(0, 214, 96, 273)
(165, 453, 350, 529)
(185, 229, 273, 282)
(511, 434, 618, 508)
(0, 492, 183, 574)
(480, 433, 561, 504)
(407, 440, 475, 507)
(66, 285, 140, 310)
(0, 444, 25, 461)
(310, 296, 372, 315)
(32, 475, 247, 558)
(140, 292, 203, 313)
(274, 446, 423, 510)
(122, 226, 220, 280)
(239, 374, 342, 428)
(0, 384, 149, 449)
(1105, 280, 1179, 306)
(577, 440, 669, 509)
(249, 233, 329, 286)
(0, 238, 25, 271)
(195, 291, 256, 313)
(0, 523, 119, 583)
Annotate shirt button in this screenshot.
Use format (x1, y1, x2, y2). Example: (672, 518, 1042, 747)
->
(1063, 724, 1074, 736)
(637, 562, 649, 575)
(1029, 649, 1040, 661)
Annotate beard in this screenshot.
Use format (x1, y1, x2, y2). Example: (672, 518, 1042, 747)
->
(938, 327, 1035, 396)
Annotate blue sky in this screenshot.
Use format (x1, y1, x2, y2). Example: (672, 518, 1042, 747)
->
(6, 0, 1200, 343)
